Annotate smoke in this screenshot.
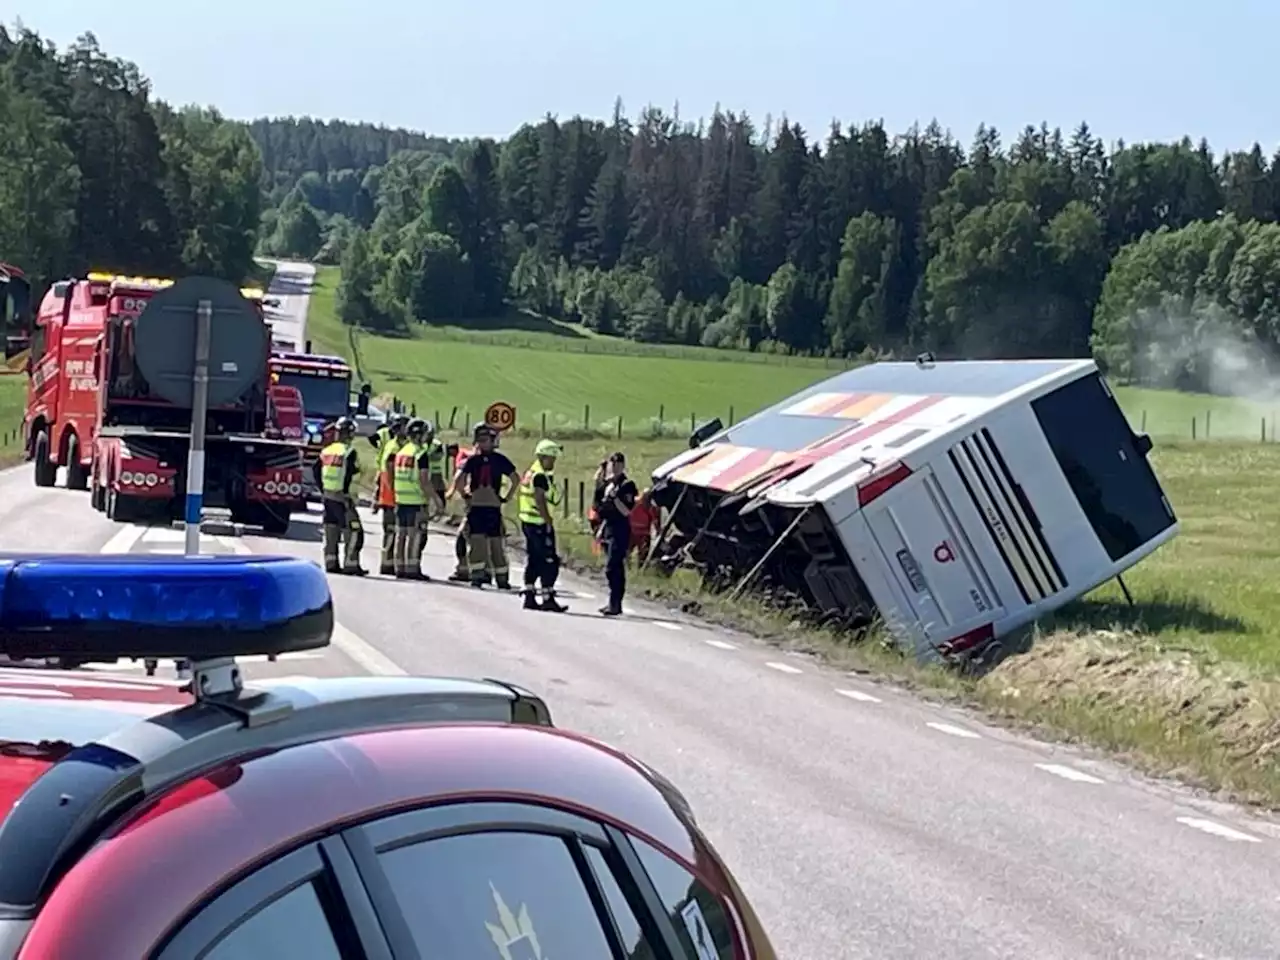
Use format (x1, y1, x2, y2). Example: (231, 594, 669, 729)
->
(1130, 295, 1280, 402)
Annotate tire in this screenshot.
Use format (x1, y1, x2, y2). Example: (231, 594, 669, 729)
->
(65, 437, 88, 491)
(33, 430, 55, 487)
(106, 489, 137, 524)
(90, 483, 105, 512)
(260, 510, 290, 536)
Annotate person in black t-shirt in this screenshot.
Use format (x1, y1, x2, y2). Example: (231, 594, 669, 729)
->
(447, 424, 519, 588)
(594, 451, 638, 616)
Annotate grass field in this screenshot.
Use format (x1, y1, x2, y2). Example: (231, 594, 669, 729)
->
(309, 267, 1280, 443)
(0, 377, 26, 468)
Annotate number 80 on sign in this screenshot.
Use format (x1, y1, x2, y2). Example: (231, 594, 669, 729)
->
(484, 401, 516, 431)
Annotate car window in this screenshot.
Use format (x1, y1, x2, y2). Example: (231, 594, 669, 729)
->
(583, 844, 659, 959)
(631, 835, 738, 960)
(378, 831, 617, 958)
(204, 881, 343, 960)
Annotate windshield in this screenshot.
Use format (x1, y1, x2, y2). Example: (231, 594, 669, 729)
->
(1031, 372, 1176, 562)
(277, 372, 350, 421)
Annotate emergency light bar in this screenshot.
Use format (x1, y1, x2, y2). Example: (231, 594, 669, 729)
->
(0, 554, 332, 664)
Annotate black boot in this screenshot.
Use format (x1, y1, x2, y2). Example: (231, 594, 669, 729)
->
(379, 564, 395, 575)
(522, 590, 539, 610)
(540, 592, 568, 613)
(341, 566, 367, 577)
(324, 561, 340, 574)
(496, 577, 511, 591)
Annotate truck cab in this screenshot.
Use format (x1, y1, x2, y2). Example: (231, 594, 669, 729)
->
(268, 351, 354, 499)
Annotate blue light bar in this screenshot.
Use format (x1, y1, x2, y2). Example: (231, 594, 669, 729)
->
(0, 555, 332, 662)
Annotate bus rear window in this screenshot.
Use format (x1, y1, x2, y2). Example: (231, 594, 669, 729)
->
(1031, 373, 1175, 562)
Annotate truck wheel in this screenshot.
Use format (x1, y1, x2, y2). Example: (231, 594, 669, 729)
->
(65, 438, 89, 491)
(106, 489, 136, 524)
(90, 482, 105, 512)
(260, 507, 291, 536)
(32, 430, 55, 488)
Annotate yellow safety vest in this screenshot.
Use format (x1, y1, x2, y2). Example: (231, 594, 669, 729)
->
(426, 439, 445, 474)
(517, 461, 559, 525)
(393, 442, 427, 506)
(319, 442, 352, 495)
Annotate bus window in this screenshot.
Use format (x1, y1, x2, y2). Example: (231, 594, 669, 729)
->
(1031, 373, 1176, 562)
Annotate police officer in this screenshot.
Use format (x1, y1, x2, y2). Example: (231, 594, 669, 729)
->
(392, 419, 441, 580)
(374, 415, 409, 575)
(315, 417, 366, 576)
(516, 439, 568, 612)
(595, 452, 638, 615)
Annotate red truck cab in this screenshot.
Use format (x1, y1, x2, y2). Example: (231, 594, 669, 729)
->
(25, 273, 306, 533)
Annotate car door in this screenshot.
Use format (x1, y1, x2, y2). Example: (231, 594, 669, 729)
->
(336, 800, 749, 959)
(153, 839, 393, 959)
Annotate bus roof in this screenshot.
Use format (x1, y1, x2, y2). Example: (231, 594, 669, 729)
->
(655, 359, 1094, 502)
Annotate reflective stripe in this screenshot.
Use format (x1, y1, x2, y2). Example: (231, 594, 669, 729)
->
(393, 442, 427, 505)
(517, 461, 558, 525)
(319, 442, 351, 493)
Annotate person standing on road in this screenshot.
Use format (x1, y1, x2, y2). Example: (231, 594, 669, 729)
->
(373, 415, 409, 574)
(595, 452, 638, 616)
(447, 423, 518, 590)
(423, 421, 448, 504)
(448, 429, 481, 583)
(516, 439, 568, 612)
(316, 417, 367, 576)
(391, 419, 441, 580)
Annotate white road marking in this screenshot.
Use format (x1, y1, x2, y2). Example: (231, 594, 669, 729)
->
(653, 621, 682, 631)
(836, 688, 881, 703)
(218, 535, 253, 555)
(765, 661, 803, 675)
(927, 721, 981, 739)
(705, 639, 737, 651)
(331, 623, 407, 676)
(141, 527, 186, 543)
(100, 524, 146, 554)
(1035, 763, 1104, 784)
(1176, 817, 1262, 843)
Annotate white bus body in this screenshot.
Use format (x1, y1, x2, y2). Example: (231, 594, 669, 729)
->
(650, 359, 1178, 662)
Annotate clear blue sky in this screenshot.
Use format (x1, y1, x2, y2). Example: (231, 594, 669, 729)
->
(15, 1, 1280, 154)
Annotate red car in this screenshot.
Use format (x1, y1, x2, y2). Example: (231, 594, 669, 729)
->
(0, 553, 776, 959)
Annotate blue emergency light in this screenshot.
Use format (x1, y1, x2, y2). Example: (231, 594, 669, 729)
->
(0, 555, 332, 662)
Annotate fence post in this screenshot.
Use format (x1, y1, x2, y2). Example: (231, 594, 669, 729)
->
(562, 477, 569, 517)
(1141, 410, 1147, 432)
(1206, 409, 1211, 438)
(690, 411, 696, 432)
(1263, 417, 1267, 443)
(464, 410, 470, 431)
(577, 480, 585, 517)
(616, 416, 623, 439)
(448, 406, 458, 430)
(729, 405, 735, 426)
(1191, 417, 1196, 440)
(541, 412, 547, 435)
(583, 405, 590, 431)
(658, 404, 665, 425)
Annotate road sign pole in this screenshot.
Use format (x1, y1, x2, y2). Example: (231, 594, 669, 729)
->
(183, 299, 213, 556)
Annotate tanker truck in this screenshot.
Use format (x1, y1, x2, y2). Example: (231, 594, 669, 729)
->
(24, 272, 307, 533)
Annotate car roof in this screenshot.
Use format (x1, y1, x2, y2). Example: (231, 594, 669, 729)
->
(0, 666, 186, 825)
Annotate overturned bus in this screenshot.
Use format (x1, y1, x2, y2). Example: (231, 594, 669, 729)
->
(648, 358, 1179, 664)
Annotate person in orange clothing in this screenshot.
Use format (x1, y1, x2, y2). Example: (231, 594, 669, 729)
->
(628, 487, 658, 564)
(374, 416, 409, 575)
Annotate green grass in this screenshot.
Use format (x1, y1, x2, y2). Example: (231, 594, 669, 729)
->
(0, 377, 26, 467)
(1114, 386, 1278, 441)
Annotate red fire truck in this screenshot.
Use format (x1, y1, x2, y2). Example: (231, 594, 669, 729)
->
(24, 272, 307, 534)
(267, 350, 354, 500)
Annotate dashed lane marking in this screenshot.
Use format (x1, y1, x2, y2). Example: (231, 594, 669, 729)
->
(927, 721, 981, 739)
(100, 524, 146, 554)
(1035, 763, 1104, 784)
(331, 623, 408, 677)
(836, 688, 881, 703)
(653, 622, 682, 631)
(1176, 817, 1262, 843)
(705, 640, 737, 651)
(765, 661, 803, 675)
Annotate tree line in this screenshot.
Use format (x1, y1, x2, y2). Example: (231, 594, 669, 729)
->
(260, 106, 1280, 392)
(0, 26, 263, 290)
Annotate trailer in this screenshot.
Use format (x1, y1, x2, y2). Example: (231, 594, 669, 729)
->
(24, 272, 307, 534)
(649, 358, 1179, 665)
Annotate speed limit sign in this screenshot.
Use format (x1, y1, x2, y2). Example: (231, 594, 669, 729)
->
(484, 401, 516, 431)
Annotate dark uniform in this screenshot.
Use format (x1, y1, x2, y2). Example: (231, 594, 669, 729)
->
(595, 452, 638, 615)
(516, 439, 567, 612)
(391, 419, 434, 580)
(454, 424, 518, 589)
(314, 418, 366, 576)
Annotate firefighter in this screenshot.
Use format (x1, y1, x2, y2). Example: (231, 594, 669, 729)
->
(447, 425, 482, 583)
(422, 420, 448, 503)
(392, 418, 441, 580)
(374, 415, 409, 575)
(447, 422, 518, 589)
(517, 439, 568, 612)
(315, 417, 366, 576)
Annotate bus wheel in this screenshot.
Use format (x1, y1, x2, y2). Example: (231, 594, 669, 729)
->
(32, 430, 56, 488)
(65, 437, 89, 491)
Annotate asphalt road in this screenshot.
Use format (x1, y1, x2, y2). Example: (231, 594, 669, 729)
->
(6, 261, 1278, 959)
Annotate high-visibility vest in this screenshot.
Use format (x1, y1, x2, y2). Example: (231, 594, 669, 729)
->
(376, 438, 401, 507)
(517, 461, 559, 525)
(393, 442, 427, 506)
(426, 439, 445, 474)
(319, 442, 352, 495)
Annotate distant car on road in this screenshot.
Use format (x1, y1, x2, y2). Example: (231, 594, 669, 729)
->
(0, 554, 775, 959)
